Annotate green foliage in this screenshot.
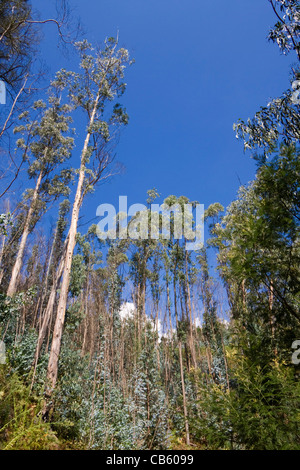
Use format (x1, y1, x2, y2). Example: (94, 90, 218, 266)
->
(0, 213, 11, 236)
(267, 1, 300, 59)
(10, 329, 38, 377)
(0, 291, 36, 348)
(0, 368, 58, 450)
(69, 254, 87, 297)
(81, 371, 136, 450)
(233, 1, 300, 160)
(0, 1, 299, 452)
(51, 339, 90, 441)
(0, 0, 38, 90)
(212, 144, 300, 368)
(193, 357, 300, 450)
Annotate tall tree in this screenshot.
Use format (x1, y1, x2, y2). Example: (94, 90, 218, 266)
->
(212, 144, 300, 365)
(6, 86, 74, 297)
(45, 38, 131, 401)
(234, 0, 300, 161)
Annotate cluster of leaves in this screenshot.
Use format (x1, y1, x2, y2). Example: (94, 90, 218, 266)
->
(0, 0, 38, 90)
(0, 369, 58, 450)
(193, 355, 300, 450)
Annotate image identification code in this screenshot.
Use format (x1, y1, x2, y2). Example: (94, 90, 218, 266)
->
(106, 454, 194, 466)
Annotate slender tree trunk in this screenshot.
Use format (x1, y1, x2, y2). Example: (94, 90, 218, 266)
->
(45, 94, 100, 397)
(269, 279, 277, 357)
(173, 250, 190, 446)
(185, 251, 196, 369)
(81, 263, 91, 357)
(241, 279, 246, 307)
(0, 233, 6, 285)
(154, 303, 160, 371)
(0, 231, 6, 270)
(7, 170, 43, 297)
(178, 341, 190, 445)
(166, 274, 173, 336)
(33, 251, 65, 364)
(136, 283, 141, 352)
(30, 243, 68, 391)
(34, 219, 70, 356)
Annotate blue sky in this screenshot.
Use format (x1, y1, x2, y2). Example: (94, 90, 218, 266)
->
(33, 0, 293, 230)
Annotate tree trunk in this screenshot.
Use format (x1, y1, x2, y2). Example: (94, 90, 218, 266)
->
(185, 251, 196, 369)
(269, 279, 277, 357)
(173, 248, 190, 446)
(33, 249, 66, 365)
(45, 94, 100, 397)
(0, 232, 6, 285)
(178, 340, 190, 445)
(7, 169, 43, 297)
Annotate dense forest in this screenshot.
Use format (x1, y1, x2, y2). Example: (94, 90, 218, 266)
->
(0, 0, 299, 450)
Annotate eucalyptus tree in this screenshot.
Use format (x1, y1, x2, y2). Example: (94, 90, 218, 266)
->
(197, 247, 228, 386)
(267, 0, 300, 61)
(164, 194, 200, 367)
(6, 87, 74, 297)
(32, 199, 70, 371)
(228, 1, 300, 365)
(234, 0, 300, 161)
(160, 194, 191, 445)
(0, 1, 80, 204)
(126, 191, 161, 351)
(170, 239, 190, 445)
(128, 228, 156, 323)
(72, 225, 104, 359)
(45, 38, 131, 400)
(212, 144, 300, 365)
(103, 240, 128, 384)
(146, 188, 162, 333)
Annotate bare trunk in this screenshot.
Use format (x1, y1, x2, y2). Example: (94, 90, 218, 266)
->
(33, 250, 66, 364)
(45, 169, 85, 391)
(34, 222, 70, 356)
(0, 233, 6, 285)
(81, 264, 90, 357)
(173, 253, 190, 446)
(178, 340, 190, 445)
(154, 304, 161, 371)
(166, 275, 172, 336)
(7, 170, 43, 297)
(45, 94, 100, 396)
(185, 251, 196, 369)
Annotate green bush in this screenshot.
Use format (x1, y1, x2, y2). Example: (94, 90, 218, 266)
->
(193, 358, 300, 450)
(0, 367, 59, 450)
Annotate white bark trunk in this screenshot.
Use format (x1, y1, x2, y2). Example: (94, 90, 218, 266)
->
(46, 94, 100, 393)
(34, 245, 66, 365)
(7, 170, 43, 297)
